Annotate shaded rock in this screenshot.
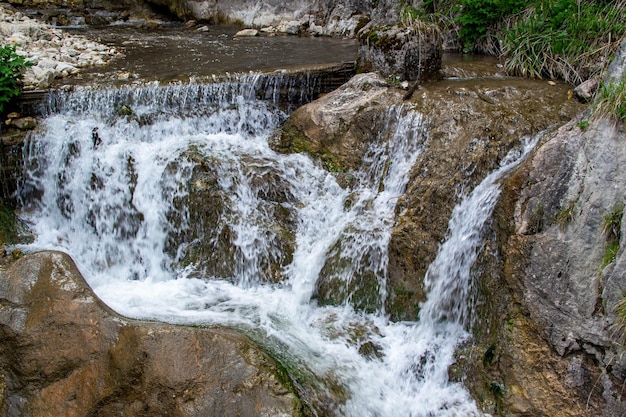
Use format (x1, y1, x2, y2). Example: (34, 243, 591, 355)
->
(573, 78, 599, 103)
(357, 21, 443, 81)
(0, 251, 302, 417)
(9, 117, 37, 130)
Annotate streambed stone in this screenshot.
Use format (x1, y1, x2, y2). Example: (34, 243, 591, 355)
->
(1, 4, 119, 90)
(0, 251, 302, 417)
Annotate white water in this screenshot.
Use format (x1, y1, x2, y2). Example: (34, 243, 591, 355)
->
(18, 77, 537, 417)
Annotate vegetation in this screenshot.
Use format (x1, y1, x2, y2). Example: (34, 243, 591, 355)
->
(416, 0, 626, 84)
(554, 200, 576, 228)
(612, 295, 626, 345)
(502, 0, 626, 84)
(601, 203, 623, 269)
(593, 71, 626, 122)
(0, 44, 32, 114)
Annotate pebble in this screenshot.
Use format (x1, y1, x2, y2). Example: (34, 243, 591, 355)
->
(1, 5, 120, 90)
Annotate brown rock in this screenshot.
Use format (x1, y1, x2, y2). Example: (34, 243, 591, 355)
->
(0, 251, 302, 417)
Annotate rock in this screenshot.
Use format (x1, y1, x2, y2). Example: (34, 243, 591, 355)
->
(465, 113, 626, 417)
(269, 72, 390, 172)
(273, 69, 585, 320)
(196, 24, 209, 32)
(10, 116, 37, 130)
(573, 78, 599, 103)
(0, 4, 118, 89)
(357, 21, 443, 81)
(607, 38, 626, 82)
(0, 251, 302, 417)
(234, 28, 259, 37)
(284, 20, 303, 35)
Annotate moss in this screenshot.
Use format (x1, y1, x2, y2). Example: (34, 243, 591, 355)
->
(0, 201, 19, 245)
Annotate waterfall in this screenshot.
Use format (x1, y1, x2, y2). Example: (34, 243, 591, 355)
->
(17, 75, 539, 417)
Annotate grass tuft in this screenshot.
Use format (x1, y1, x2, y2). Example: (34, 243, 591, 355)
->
(593, 72, 626, 123)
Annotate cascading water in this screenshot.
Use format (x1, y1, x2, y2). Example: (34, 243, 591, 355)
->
(17, 74, 538, 417)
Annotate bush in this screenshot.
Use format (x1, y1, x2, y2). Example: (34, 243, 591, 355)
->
(455, 0, 525, 48)
(0, 44, 32, 114)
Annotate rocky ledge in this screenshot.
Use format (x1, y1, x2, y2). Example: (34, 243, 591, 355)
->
(0, 251, 303, 417)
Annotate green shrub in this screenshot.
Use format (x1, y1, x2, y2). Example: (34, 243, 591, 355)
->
(0, 44, 32, 114)
(455, 0, 525, 48)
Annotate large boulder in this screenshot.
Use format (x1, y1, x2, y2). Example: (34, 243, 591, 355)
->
(0, 251, 303, 417)
(357, 21, 443, 81)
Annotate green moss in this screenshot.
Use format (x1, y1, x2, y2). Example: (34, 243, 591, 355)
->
(0, 202, 19, 244)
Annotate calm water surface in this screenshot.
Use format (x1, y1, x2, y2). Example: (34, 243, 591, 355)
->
(63, 24, 359, 83)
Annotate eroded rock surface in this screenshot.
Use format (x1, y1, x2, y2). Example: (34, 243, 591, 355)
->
(0, 251, 302, 417)
(273, 67, 584, 320)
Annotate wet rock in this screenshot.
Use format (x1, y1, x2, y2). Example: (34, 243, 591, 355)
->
(165, 151, 297, 283)
(464, 113, 626, 417)
(270, 72, 390, 172)
(274, 68, 584, 319)
(357, 22, 443, 81)
(0, 251, 302, 417)
(461, 48, 626, 416)
(10, 116, 37, 130)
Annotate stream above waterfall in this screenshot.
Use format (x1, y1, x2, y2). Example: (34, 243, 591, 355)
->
(55, 23, 359, 85)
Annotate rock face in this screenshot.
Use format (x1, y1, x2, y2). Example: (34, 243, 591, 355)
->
(273, 67, 584, 320)
(0, 251, 302, 417)
(459, 42, 626, 417)
(142, 0, 404, 34)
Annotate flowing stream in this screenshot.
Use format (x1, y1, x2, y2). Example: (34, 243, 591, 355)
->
(17, 75, 538, 417)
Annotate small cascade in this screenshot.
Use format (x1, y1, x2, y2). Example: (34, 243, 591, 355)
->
(17, 73, 541, 417)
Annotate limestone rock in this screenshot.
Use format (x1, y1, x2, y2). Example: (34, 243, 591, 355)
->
(272, 67, 584, 320)
(0, 251, 301, 417)
(234, 28, 259, 37)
